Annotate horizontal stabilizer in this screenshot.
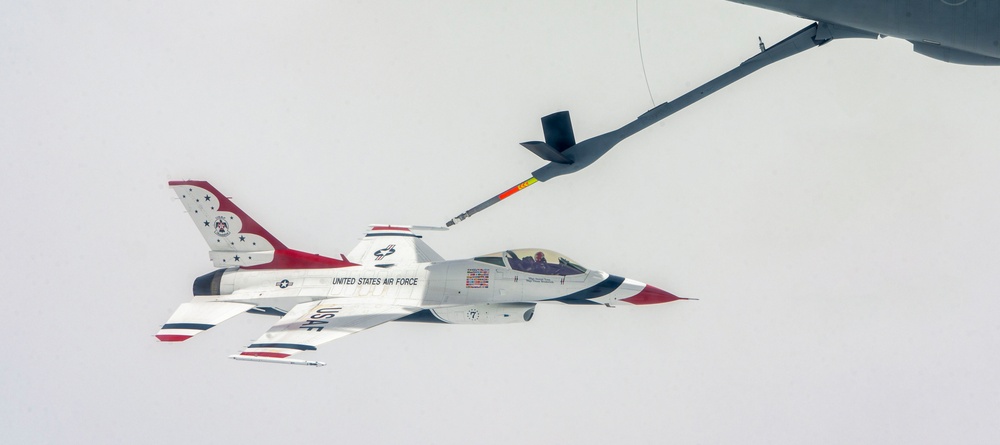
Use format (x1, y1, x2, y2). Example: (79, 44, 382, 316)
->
(156, 300, 254, 342)
(519, 141, 573, 164)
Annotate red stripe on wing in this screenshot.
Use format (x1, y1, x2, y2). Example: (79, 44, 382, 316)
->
(239, 351, 291, 359)
(156, 334, 192, 342)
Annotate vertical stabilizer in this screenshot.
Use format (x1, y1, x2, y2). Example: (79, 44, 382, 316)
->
(169, 180, 355, 269)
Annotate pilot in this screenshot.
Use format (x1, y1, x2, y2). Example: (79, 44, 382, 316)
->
(521, 251, 549, 274)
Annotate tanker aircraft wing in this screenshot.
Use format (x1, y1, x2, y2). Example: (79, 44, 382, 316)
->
(231, 299, 421, 366)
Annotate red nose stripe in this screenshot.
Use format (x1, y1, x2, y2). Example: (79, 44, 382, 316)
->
(622, 285, 682, 305)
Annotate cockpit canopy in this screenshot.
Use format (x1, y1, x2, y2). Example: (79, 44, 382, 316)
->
(474, 249, 587, 276)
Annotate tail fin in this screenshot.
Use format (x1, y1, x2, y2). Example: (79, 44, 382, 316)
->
(169, 180, 354, 269)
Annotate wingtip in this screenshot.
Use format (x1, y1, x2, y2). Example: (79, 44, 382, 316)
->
(155, 334, 192, 342)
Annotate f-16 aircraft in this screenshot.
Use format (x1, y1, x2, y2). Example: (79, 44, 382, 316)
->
(730, 0, 1000, 65)
(158, 181, 686, 366)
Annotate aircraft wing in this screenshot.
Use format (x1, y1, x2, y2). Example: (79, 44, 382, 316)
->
(156, 300, 254, 342)
(233, 299, 420, 362)
(346, 225, 444, 266)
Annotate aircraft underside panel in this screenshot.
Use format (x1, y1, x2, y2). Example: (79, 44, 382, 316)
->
(429, 303, 536, 324)
(732, 0, 1000, 59)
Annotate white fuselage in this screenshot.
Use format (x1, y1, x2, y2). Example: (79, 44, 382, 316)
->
(208, 259, 644, 312)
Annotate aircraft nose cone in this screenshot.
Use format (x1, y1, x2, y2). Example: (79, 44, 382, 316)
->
(622, 284, 682, 305)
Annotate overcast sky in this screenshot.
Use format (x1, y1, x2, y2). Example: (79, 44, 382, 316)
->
(3, 1, 1000, 444)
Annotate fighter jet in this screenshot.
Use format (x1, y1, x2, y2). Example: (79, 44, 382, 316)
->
(159, 181, 687, 366)
(730, 0, 1000, 65)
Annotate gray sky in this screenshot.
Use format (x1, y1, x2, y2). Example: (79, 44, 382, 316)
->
(3, 1, 999, 444)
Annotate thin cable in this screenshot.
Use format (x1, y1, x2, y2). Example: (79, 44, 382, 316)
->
(635, 0, 655, 107)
